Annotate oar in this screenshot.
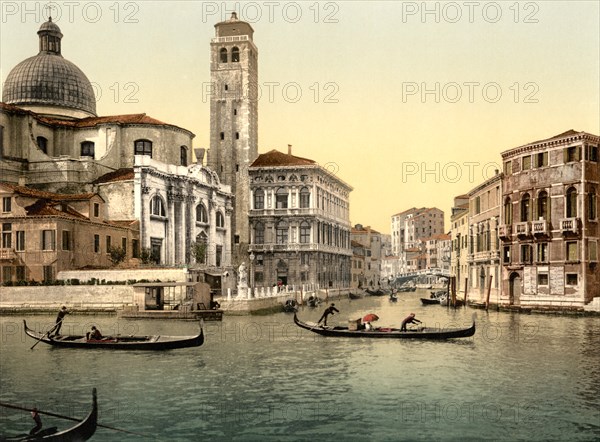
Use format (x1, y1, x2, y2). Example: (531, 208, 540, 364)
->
(0, 402, 155, 439)
(30, 319, 63, 350)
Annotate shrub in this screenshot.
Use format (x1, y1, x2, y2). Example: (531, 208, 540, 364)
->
(107, 245, 127, 265)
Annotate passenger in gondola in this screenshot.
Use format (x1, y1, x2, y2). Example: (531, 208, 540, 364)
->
(317, 303, 339, 326)
(86, 326, 103, 340)
(400, 313, 422, 331)
(29, 407, 42, 435)
(210, 299, 221, 309)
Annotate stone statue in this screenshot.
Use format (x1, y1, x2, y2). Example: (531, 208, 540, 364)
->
(238, 262, 248, 286)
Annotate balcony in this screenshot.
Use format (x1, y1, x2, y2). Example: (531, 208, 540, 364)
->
(0, 248, 16, 261)
(560, 218, 580, 235)
(514, 222, 531, 237)
(531, 219, 550, 236)
(498, 224, 512, 239)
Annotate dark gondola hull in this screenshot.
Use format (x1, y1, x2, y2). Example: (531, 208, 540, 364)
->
(24, 321, 204, 350)
(294, 314, 475, 340)
(2, 389, 97, 441)
(421, 297, 441, 305)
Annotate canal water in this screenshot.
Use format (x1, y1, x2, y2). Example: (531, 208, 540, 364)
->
(1, 290, 598, 441)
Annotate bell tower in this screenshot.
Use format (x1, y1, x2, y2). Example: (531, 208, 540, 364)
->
(207, 12, 258, 265)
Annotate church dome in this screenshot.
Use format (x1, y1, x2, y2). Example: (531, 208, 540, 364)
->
(2, 18, 96, 117)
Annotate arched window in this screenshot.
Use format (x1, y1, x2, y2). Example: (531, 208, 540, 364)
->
(276, 221, 288, 244)
(300, 221, 311, 243)
(504, 197, 513, 224)
(254, 189, 264, 209)
(196, 204, 208, 223)
(80, 141, 95, 158)
(588, 188, 597, 220)
(231, 47, 240, 62)
(520, 193, 530, 222)
(254, 222, 265, 244)
(537, 191, 548, 220)
(220, 48, 228, 63)
(134, 139, 152, 157)
(36, 136, 48, 154)
(276, 188, 288, 209)
(566, 187, 578, 218)
(216, 211, 225, 228)
(180, 146, 188, 166)
(300, 187, 310, 208)
(194, 232, 208, 264)
(150, 195, 165, 217)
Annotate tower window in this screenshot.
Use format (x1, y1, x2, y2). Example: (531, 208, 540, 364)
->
(235, 132, 239, 140)
(134, 139, 152, 157)
(225, 84, 228, 91)
(236, 164, 239, 172)
(234, 109, 237, 115)
(220, 132, 224, 141)
(232, 47, 240, 62)
(180, 146, 188, 166)
(220, 48, 228, 63)
(36, 136, 48, 154)
(81, 141, 95, 158)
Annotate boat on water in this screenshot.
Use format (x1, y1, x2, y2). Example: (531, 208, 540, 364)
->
(1, 388, 97, 441)
(293, 314, 475, 340)
(420, 297, 441, 305)
(24, 320, 204, 350)
(364, 289, 386, 296)
(282, 299, 298, 313)
(348, 292, 362, 300)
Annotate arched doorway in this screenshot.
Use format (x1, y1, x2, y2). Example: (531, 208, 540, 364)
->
(509, 272, 521, 305)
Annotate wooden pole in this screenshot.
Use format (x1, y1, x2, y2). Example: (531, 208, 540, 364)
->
(485, 275, 493, 310)
(463, 277, 469, 308)
(451, 276, 456, 308)
(446, 277, 451, 310)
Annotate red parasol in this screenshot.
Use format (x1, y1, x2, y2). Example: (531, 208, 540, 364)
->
(362, 313, 379, 323)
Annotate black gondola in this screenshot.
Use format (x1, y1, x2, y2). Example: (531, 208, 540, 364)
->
(421, 297, 441, 305)
(365, 289, 386, 296)
(282, 299, 298, 313)
(348, 292, 362, 300)
(2, 388, 97, 441)
(294, 314, 475, 340)
(24, 320, 204, 350)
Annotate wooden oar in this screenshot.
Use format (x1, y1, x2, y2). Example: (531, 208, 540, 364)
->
(30, 319, 63, 350)
(0, 401, 154, 438)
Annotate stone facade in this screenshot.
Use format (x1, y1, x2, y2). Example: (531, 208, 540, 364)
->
(248, 149, 352, 290)
(499, 130, 599, 307)
(450, 195, 470, 296)
(466, 173, 502, 303)
(207, 12, 259, 266)
(351, 224, 384, 288)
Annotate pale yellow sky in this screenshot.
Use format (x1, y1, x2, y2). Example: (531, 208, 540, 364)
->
(1, 1, 599, 233)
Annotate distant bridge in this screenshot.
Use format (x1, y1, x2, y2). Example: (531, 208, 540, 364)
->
(390, 268, 450, 286)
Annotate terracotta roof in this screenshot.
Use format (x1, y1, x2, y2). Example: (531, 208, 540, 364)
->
(107, 220, 139, 229)
(93, 168, 134, 184)
(0, 182, 98, 201)
(25, 200, 88, 219)
(351, 240, 366, 248)
(38, 113, 169, 128)
(250, 149, 316, 168)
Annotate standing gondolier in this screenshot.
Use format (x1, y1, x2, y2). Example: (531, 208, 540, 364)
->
(52, 306, 69, 336)
(317, 303, 339, 326)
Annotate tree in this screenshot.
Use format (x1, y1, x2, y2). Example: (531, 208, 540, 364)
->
(107, 245, 126, 265)
(191, 241, 207, 264)
(140, 247, 153, 265)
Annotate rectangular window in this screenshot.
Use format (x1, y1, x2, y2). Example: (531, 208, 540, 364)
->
(588, 240, 597, 262)
(565, 146, 580, 163)
(520, 245, 532, 263)
(256, 254, 263, 266)
(586, 145, 598, 162)
(504, 161, 512, 176)
(522, 155, 531, 170)
(536, 151, 548, 168)
(254, 272, 264, 284)
(503, 245, 511, 264)
(536, 243, 548, 263)
(16, 231, 25, 251)
(106, 236, 111, 252)
(122, 237, 127, 254)
(566, 274, 578, 285)
(94, 234, 100, 253)
(43, 265, 54, 282)
(42, 230, 55, 251)
(216, 245, 222, 267)
(2, 266, 13, 283)
(93, 203, 100, 218)
(15, 265, 25, 281)
(537, 273, 549, 286)
(2, 223, 11, 248)
(62, 230, 71, 251)
(2, 197, 11, 212)
(566, 241, 578, 261)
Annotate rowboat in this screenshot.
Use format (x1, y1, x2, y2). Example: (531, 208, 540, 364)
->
(24, 320, 204, 350)
(421, 297, 441, 305)
(2, 388, 97, 441)
(294, 314, 475, 340)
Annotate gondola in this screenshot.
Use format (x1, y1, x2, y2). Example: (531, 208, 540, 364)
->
(365, 289, 386, 296)
(421, 297, 441, 305)
(282, 299, 298, 313)
(2, 388, 97, 441)
(24, 320, 204, 350)
(293, 313, 475, 340)
(348, 292, 362, 300)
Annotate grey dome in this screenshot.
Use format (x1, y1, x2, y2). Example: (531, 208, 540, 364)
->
(2, 19, 96, 116)
(2, 55, 97, 116)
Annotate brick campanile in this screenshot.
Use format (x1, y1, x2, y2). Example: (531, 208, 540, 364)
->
(207, 12, 258, 265)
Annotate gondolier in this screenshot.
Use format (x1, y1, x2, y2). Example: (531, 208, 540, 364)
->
(317, 303, 339, 326)
(52, 306, 69, 336)
(400, 313, 422, 332)
(29, 407, 42, 435)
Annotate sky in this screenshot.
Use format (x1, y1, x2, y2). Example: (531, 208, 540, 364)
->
(1, 1, 599, 234)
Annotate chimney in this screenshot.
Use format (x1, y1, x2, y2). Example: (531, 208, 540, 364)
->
(18, 176, 27, 187)
(194, 148, 206, 165)
(288, 144, 292, 155)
